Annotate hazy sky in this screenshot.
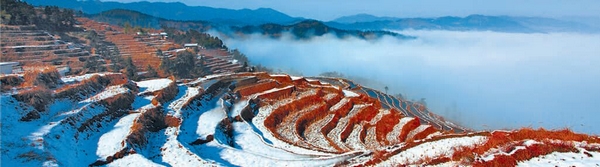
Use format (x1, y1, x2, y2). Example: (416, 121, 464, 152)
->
(104, 0, 600, 20)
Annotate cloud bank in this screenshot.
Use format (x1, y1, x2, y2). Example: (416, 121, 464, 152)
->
(219, 30, 600, 135)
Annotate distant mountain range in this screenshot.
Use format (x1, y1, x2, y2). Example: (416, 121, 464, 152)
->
(24, 0, 600, 33)
(332, 13, 400, 24)
(228, 20, 414, 40)
(328, 14, 600, 33)
(23, 0, 302, 26)
(86, 9, 410, 40)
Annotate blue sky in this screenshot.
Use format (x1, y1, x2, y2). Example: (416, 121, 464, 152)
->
(104, 0, 600, 20)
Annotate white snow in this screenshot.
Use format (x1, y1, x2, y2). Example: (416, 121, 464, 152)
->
(96, 113, 139, 159)
(167, 86, 200, 117)
(369, 109, 390, 125)
(523, 140, 542, 147)
(81, 85, 129, 103)
(406, 125, 432, 140)
(248, 85, 295, 99)
(187, 73, 234, 86)
(230, 122, 313, 159)
(345, 124, 367, 150)
(136, 78, 173, 95)
(269, 74, 288, 77)
(343, 90, 360, 97)
(229, 100, 248, 118)
(60, 72, 117, 84)
(305, 114, 339, 152)
(386, 117, 416, 144)
(195, 99, 227, 139)
(377, 135, 487, 166)
(107, 154, 165, 167)
(327, 104, 368, 151)
(252, 90, 334, 156)
(160, 127, 214, 166)
(518, 148, 600, 167)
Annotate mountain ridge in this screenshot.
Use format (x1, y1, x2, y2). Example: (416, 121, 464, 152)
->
(23, 0, 302, 26)
(328, 14, 600, 33)
(86, 9, 412, 40)
(23, 0, 600, 33)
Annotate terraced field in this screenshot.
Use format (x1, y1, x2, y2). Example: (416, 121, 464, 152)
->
(1, 25, 90, 68)
(2, 72, 599, 166)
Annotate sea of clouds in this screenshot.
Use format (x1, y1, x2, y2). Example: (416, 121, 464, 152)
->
(218, 30, 600, 135)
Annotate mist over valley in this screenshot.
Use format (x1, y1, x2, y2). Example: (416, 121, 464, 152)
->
(220, 30, 600, 134)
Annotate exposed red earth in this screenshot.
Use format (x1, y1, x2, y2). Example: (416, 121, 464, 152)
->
(2, 71, 599, 166)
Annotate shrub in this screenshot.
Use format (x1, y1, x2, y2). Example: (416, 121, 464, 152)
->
(164, 115, 181, 127)
(104, 73, 131, 87)
(0, 75, 23, 91)
(151, 80, 178, 105)
(78, 91, 136, 132)
(240, 98, 260, 121)
(218, 118, 235, 146)
(100, 91, 136, 113)
(22, 67, 62, 88)
(54, 74, 107, 100)
(12, 87, 53, 112)
(190, 135, 214, 145)
(126, 107, 168, 147)
(138, 107, 167, 132)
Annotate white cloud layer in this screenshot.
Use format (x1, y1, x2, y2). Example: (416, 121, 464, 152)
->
(219, 30, 600, 135)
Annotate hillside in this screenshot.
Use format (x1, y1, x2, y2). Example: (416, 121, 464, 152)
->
(229, 20, 414, 40)
(23, 0, 301, 26)
(2, 71, 599, 166)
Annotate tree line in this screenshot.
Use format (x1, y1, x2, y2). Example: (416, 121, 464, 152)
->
(161, 26, 226, 49)
(1, 0, 78, 31)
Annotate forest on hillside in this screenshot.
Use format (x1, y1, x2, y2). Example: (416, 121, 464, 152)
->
(1, 0, 80, 31)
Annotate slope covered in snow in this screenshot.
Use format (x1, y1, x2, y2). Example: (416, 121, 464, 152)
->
(2, 72, 599, 166)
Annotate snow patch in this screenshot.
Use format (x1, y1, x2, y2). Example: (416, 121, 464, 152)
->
(378, 135, 487, 166)
(195, 99, 227, 139)
(343, 90, 360, 97)
(136, 78, 173, 95)
(518, 148, 600, 167)
(107, 154, 165, 167)
(96, 113, 139, 159)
